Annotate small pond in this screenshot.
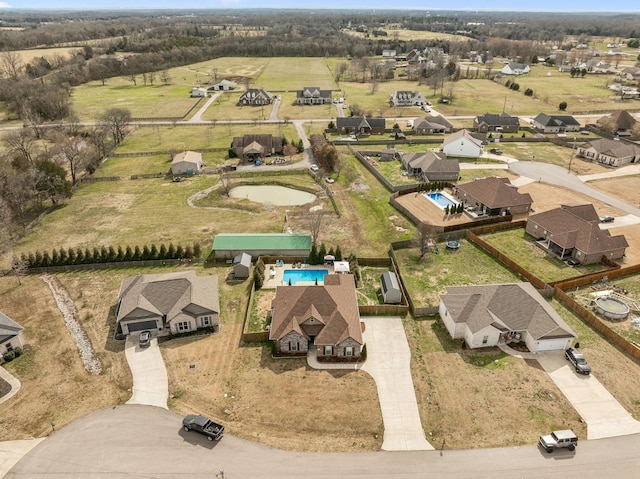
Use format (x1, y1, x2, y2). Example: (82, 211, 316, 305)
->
(229, 185, 317, 206)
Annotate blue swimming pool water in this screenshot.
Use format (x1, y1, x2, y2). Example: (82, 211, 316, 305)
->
(283, 269, 329, 285)
(426, 192, 457, 208)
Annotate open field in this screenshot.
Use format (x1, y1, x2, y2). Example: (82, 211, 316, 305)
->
(393, 241, 522, 307)
(343, 28, 472, 42)
(9, 46, 84, 63)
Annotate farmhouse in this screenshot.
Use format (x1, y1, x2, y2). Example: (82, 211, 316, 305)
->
(577, 138, 640, 167)
(389, 90, 426, 107)
(439, 282, 576, 352)
(500, 63, 530, 75)
(269, 274, 363, 360)
(232, 134, 283, 162)
(116, 271, 219, 336)
(526, 204, 628, 265)
(532, 113, 581, 133)
(207, 79, 237, 91)
(294, 86, 332, 105)
(473, 113, 520, 133)
(238, 88, 274, 106)
(442, 129, 484, 158)
(171, 150, 202, 175)
(336, 116, 385, 135)
(453, 177, 532, 217)
(211, 233, 312, 260)
(400, 151, 459, 182)
(0, 312, 24, 361)
(413, 115, 453, 135)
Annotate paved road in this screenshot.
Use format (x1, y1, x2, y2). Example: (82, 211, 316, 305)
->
(7, 405, 640, 479)
(509, 161, 640, 217)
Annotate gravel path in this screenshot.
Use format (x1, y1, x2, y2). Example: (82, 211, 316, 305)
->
(41, 274, 102, 375)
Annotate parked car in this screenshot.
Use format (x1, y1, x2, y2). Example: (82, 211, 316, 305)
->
(139, 331, 151, 348)
(182, 414, 225, 441)
(310, 164, 320, 172)
(565, 258, 581, 267)
(538, 429, 578, 453)
(325, 177, 335, 184)
(599, 215, 614, 223)
(490, 148, 503, 155)
(565, 347, 591, 375)
(273, 158, 286, 164)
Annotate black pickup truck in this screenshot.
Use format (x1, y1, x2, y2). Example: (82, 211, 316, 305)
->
(182, 414, 225, 441)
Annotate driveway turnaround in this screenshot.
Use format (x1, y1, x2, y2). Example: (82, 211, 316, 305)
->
(0, 367, 20, 406)
(360, 317, 433, 451)
(0, 439, 44, 478)
(537, 351, 640, 439)
(124, 334, 168, 409)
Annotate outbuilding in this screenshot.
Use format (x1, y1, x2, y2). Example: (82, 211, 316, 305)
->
(171, 151, 203, 175)
(233, 252, 252, 279)
(380, 271, 402, 304)
(210, 233, 312, 260)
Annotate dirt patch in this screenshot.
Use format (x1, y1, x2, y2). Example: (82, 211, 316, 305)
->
(588, 176, 640, 209)
(519, 182, 627, 216)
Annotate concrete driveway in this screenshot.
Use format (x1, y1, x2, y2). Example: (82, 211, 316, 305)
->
(124, 333, 168, 409)
(537, 351, 640, 439)
(360, 317, 433, 451)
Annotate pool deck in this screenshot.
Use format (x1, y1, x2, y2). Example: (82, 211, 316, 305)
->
(263, 263, 339, 288)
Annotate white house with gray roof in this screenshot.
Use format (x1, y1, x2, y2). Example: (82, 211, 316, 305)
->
(0, 312, 24, 360)
(116, 271, 219, 336)
(439, 283, 576, 352)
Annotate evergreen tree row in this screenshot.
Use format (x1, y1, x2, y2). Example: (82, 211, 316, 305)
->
(21, 242, 201, 268)
(308, 244, 342, 265)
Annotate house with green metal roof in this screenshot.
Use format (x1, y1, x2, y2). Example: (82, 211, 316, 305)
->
(211, 233, 312, 260)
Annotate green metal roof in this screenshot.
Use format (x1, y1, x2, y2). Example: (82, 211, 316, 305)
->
(212, 234, 312, 251)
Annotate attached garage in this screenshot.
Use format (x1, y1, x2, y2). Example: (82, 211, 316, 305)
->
(123, 319, 159, 334)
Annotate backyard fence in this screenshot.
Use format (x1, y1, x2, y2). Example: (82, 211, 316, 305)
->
(79, 176, 120, 183)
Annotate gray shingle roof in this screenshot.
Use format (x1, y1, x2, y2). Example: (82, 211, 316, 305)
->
(456, 177, 532, 209)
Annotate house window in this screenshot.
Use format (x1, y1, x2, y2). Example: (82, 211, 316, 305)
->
(345, 346, 353, 356)
(482, 335, 489, 344)
(202, 316, 211, 326)
(177, 322, 190, 332)
(290, 341, 299, 351)
(324, 345, 333, 355)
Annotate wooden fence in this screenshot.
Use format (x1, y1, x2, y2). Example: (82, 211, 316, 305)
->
(79, 176, 120, 183)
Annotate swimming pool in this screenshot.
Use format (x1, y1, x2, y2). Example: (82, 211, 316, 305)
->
(282, 269, 329, 285)
(425, 191, 458, 209)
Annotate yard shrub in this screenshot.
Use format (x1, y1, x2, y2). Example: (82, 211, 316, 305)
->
(524, 88, 533, 96)
(559, 101, 568, 111)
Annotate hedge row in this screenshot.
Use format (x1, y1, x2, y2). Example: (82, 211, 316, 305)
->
(21, 242, 201, 268)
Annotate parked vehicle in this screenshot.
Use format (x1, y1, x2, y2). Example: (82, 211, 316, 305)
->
(599, 215, 614, 223)
(183, 414, 225, 441)
(139, 331, 151, 348)
(273, 158, 286, 164)
(490, 148, 503, 155)
(565, 258, 580, 267)
(565, 347, 591, 375)
(538, 429, 578, 453)
(310, 164, 320, 172)
(325, 177, 335, 184)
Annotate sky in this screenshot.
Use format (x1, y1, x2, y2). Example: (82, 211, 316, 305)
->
(0, 1, 638, 12)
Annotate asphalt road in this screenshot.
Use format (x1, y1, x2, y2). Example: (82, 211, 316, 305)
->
(7, 405, 640, 478)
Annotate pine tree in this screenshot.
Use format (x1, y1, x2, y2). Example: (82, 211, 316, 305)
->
(142, 245, 151, 260)
(159, 244, 167, 260)
(309, 244, 318, 264)
(175, 244, 184, 259)
(167, 243, 176, 259)
(75, 248, 84, 264)
(116, 246, 125, 261)
(28, 252, 36, 267)
(193, 242, 201, 259)
(328, 246, 335, 258)
(59, 248, 68, 265)
(150, 244, 159, 260)
(42, 251, 51, 267)
(107, 246, 117, 262)
(124, 246, 133, 261)
(184, 244, 194, 259)
(100, 246, 109, 262)
(133, 245, 142, 261)
(67, 248, 76, 265)
(318, 243, 327, 262)
(335, 245, 342, 261)
(51, 248, 60, 266)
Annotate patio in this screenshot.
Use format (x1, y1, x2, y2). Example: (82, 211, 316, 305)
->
(262, 262, 347, 288)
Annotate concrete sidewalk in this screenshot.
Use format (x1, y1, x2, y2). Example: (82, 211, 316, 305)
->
(0, 439, 44, 479)
(124, 334, 168, 409)
(537, 351, 640, 439)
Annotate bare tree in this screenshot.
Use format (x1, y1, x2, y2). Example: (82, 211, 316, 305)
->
(100, 108, 132, 145)
(283, 143, 297, 160)
(55, 134, 96, 185)
(218, 172, 232, 196)
(160, 69, 171, 85)
(414, 222, 438, 259)
(4, 129, 36, 167)
(0, 50, 24, 81)
(11, 254, 28, 286)
(307, 209, 325, 247)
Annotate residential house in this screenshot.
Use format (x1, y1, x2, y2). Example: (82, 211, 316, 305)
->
(294, 86, 332, 105)
(439, 282, 576, 351)
(232, 134, 283, 162)
(500, 63, 530, 75)
(406, 49, 422, 64)
(577, 138, 640, 167)
(207, 79, 237, 91)
(526, 204, 628, 265)
(116, 271, 220, 336)
(336, 116, 385, 135)
(171, 150, 203, 175)
(401, 151, 459, 182)
(442, 129, 484, 158)
(620, 67, 640, 82)
(389, 91, 427, 107)
(473, 113, 520, 133)
(453, 177, 532, 217)
(532, 113, 581, 133)
(382, 49, 396, 58)
(380, 272, 402, 304)
(0, 312, 24, 360)
(269, 274, 363, 360)
(585, 59, 614, 74)
(190, 87, 208, 98)
(233, 252, 252, 280)
(413, 115, 453, 135)
(211, 233, 312, 260)
(598, 111, 637, 137)
(237, 88, 274, 106)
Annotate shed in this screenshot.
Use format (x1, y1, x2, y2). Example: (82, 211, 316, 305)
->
(233, 252, 252, 279)
(381, 271, 402, 304)
(171, 151, 203, 175)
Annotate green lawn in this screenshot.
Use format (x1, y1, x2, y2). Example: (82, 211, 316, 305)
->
(393, 240, 522, 307)
(481, 228, 609, 283)
(356, 266, 389, 305)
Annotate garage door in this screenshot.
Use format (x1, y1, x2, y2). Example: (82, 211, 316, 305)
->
(126, 320, 158, 333)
